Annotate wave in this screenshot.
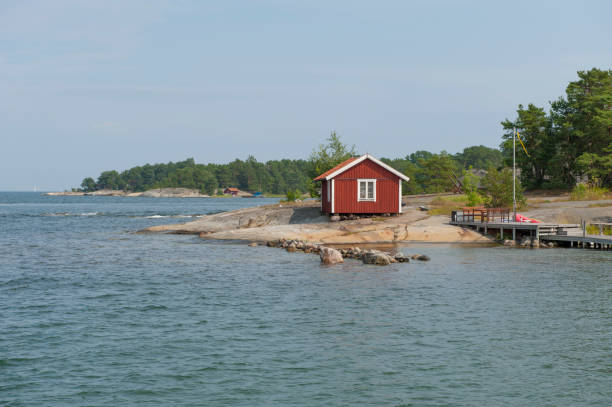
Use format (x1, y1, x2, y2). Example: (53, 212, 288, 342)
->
(14, 212, 216, 219)
(41, 212, 100, 217)
(146, 214, 204, 219)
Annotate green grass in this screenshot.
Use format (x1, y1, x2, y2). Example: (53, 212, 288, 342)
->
(428, 195, 468, 216)
(587, 202, 612, 208)
(586, 224, 612, 235)
(570, 184, 609, 201)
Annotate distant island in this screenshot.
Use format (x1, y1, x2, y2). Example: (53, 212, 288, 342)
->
(45, 187, 215, 198)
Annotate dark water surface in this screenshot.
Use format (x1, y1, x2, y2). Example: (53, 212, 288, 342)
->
(1, 192, 611, 406)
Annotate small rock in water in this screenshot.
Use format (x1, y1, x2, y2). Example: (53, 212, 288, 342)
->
(361, 250, 393, 265)
(519, 236, 531, 247)
(248, 242, 258, 247)
(286, 243, 297, 252)
(394, 252, 410, 263)
(411, 254, 430, 261)
(319, 247, 344, 265)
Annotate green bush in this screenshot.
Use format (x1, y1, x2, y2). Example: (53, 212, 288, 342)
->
(481, 167, 525, 208)
(285, 190, 300, 202)
(462, 169, 484, 206)
(465, 190, 484, 207)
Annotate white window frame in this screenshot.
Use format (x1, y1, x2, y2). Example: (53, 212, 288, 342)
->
(357, 179, 376, 202)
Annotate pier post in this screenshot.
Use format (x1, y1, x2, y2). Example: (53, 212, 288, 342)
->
(512, 228, 516, 241)
(501, 227, 504, 240)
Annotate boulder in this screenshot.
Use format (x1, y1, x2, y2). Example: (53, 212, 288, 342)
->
(319, 247, 344, 265)
(286, 243, 297, 252)
(531, 239, 540, 248)
(330, 215, 341, 222)
(248, 242, 258, 247)
(503, 239, 516, 247)
(266, 240, 278, 247)
(394, 252, 410, 263)
(361, 250, 393, 265)
(519, 236, 532, 247)
(411, 254, 431, 261)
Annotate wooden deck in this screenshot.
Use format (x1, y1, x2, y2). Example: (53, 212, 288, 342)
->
(450, 210, 612, 249)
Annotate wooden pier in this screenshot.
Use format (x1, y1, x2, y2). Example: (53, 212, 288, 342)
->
(451, 209, 612, 250)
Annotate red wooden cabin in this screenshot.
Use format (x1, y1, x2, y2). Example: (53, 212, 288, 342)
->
(224, 187, 239, 196)
(314, 154, 410, 215)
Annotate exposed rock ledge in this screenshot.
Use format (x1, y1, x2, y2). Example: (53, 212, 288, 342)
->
(140, 201, 493, 244)
(44, 188, 210, 198)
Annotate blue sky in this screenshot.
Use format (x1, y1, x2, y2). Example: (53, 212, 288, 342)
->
(1, 0, 611, 190)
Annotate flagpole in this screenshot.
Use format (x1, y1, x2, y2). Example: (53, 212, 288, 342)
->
(513, 126, 516, 221)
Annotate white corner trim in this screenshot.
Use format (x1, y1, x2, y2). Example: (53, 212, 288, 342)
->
(324, 153, 410, 182)
(357, 178, 376, 202)
(331, 179, 335, 213)
(398, 181, 402, 213)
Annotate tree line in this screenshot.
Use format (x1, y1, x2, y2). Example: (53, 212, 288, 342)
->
(81, 68, 612, 205)
(79, 139, 502, 196)
(81, 68, 610, 198)
(80, 157, 315, 195)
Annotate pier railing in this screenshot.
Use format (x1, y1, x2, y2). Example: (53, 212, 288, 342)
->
(451, 207, 510, 223)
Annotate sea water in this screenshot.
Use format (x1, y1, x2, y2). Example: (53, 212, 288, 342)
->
(1, 192, 611, 406)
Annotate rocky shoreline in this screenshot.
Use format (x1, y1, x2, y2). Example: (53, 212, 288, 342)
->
(142, 200, 493, 244)
(259, 238, 430, 266)
(137, 193, 611, 247)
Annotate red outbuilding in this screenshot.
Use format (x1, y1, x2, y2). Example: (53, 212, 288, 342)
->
(314, 154, 410, 215)
(224, 187, 240, 196)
